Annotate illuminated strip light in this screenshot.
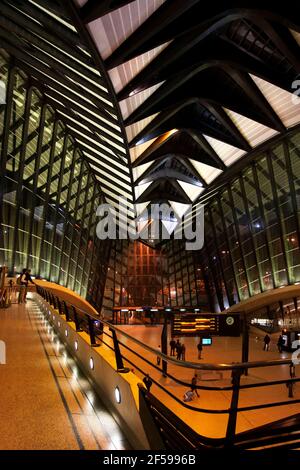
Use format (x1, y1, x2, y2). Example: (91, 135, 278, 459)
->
(66, 75, 114, 108)
(29, 0, 77, 31)
(44, 84, 121, 132)
(76, 139, 128, 171)
(95, 182, 131, 200)
(56, 104, 124, 151)
(89, 159, 131, 180)
(105, 197, 135, 215)
(34, 32, 103, 78)
(195, 318, 216, 322)
(30, 42, 113, 106)
(101, 190, 133, 208)
(64, 124, 120, 155)
(195, 325, 216, 329)
(90, 165, 131, 190)
(98, 134, 126, 154)
(94, 177, 133, 199)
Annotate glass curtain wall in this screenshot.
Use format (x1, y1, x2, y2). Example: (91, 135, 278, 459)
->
(102, 239, 210, 316)
(102, 240, 169, 314)
(0, 49, 110, 303)
(195, 127, 300, 312)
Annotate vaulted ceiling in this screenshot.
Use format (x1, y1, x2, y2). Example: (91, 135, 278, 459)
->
(2, 0, 300, 229)
(74, 0, 300, 218)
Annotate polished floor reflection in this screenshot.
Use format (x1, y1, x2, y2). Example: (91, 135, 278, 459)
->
(0, 300, 130, 450)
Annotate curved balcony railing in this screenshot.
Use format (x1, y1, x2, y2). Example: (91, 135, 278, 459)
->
(36, 285, 300, 448)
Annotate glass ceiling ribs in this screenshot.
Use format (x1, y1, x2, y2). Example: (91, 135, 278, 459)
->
(0, 0, 133, 210)
(78, 0, 300, 235)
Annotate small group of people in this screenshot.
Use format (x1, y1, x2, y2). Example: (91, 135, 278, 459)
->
(17, 268, 34, 304)
(263, 334, 286, 353)
(169, 338, 186, 360)
(170, 337, 204, 361)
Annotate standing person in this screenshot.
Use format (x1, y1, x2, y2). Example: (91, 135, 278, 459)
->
(169, 338, 176, 356)
(175, 339, 181, 359)
(143, 374, 153, 392)
(181, 343, 186, 361)
(176, 342, 182, 360)
(191, 374, 199, 397)
(263, 334, 271, 351)
(23, 269, 35, 303)
(18, 269, 27, 304)
(197, 339, 203, 359)
(277, 334, 284, 353)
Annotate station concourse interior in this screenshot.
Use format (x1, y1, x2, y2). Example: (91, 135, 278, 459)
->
(1, 0, 300, 451)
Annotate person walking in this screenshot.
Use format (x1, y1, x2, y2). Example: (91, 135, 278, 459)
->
(263, 334, 271, 351)
(169, 338, 176, 356)
(277, 334, 284, 353)
(191, 374, 199, 397)
(143, 374, 153, 392)
(197, 339, 203, 359)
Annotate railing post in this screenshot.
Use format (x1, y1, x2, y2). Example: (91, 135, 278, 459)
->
(109, 328, 129, 373)
(86, 315, 99, 347)
(63, 301, 70, 322)
(287, 379, 294, 398)
(225, 368, 241, 446)
(97, 318, 104, 341)
(161, 313, 168, 376)
(72, 306, 82, 332)
(241, 313, 249, 376)
(57, 298, 63, 315)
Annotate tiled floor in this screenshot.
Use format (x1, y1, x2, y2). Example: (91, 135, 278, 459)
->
(106, 324, 300, 439)
(0, 300, 130, 450)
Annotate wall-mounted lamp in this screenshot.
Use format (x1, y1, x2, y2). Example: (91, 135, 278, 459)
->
(115, 386, 121, 404)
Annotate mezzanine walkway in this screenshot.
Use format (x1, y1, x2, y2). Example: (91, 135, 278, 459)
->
(0, 299, 130, 450)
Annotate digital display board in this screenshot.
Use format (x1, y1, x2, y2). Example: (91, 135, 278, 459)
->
(202, 337, 212, 345)
(172, 312, 240, 337)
